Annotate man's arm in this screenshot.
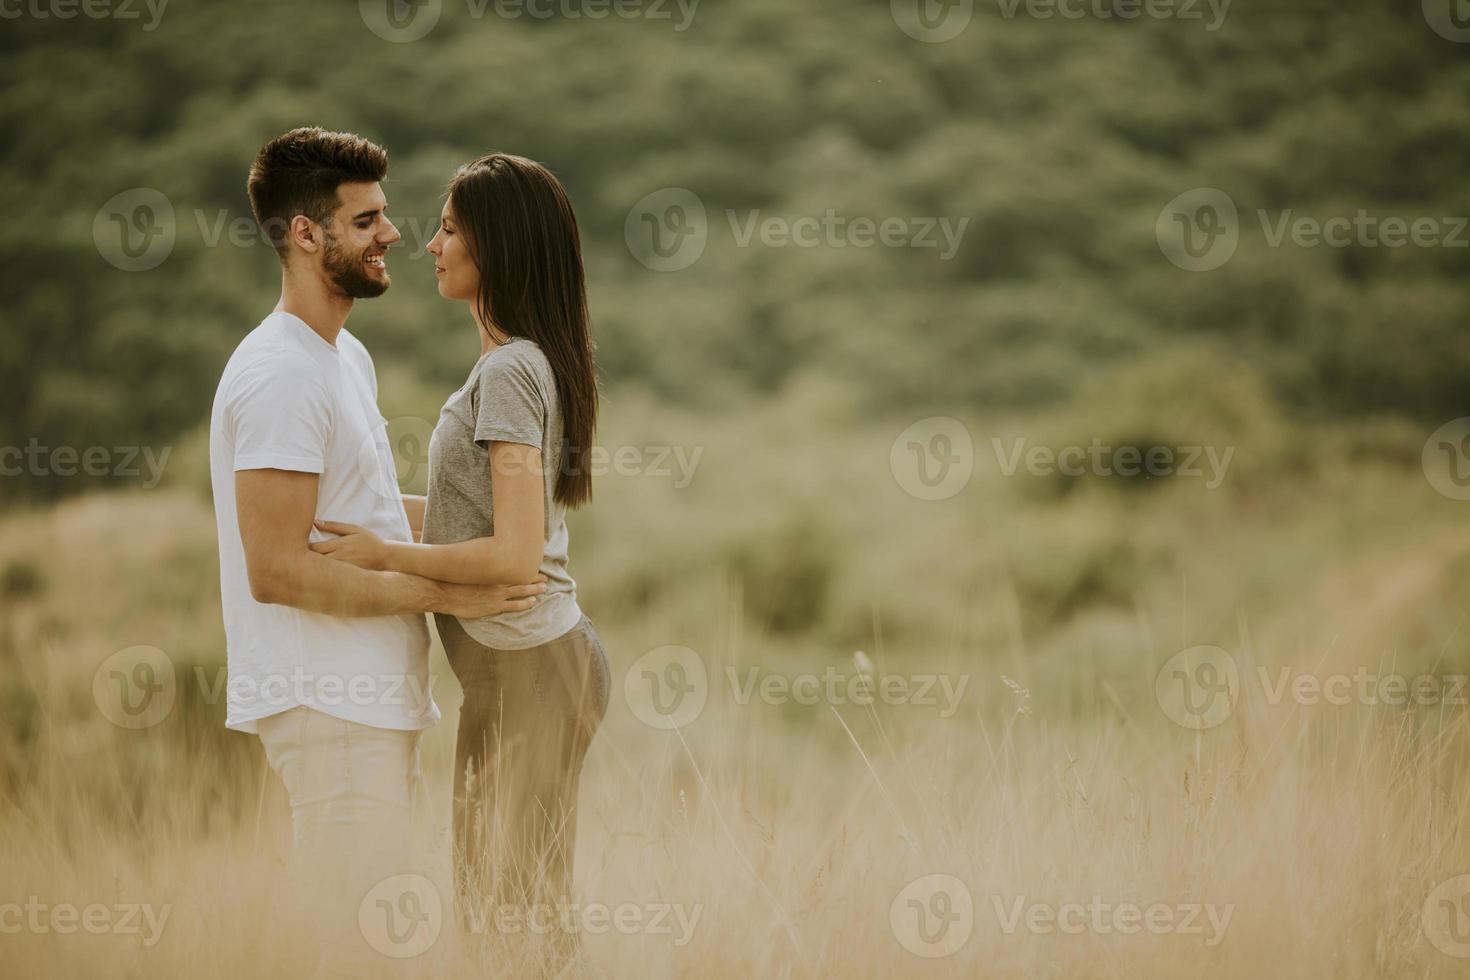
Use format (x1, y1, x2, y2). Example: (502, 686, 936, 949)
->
(238, 468, 542, 618)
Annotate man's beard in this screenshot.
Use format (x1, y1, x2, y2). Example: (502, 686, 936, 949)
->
(322, 232, 389, 299)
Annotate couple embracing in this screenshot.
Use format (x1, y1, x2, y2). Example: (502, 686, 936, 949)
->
(207, 126, 606, 963)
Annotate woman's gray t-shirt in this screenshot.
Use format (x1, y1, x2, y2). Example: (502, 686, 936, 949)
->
(422, 337, 582, 649)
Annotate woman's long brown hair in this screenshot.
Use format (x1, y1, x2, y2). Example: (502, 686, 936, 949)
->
(447, 153, 598, 508)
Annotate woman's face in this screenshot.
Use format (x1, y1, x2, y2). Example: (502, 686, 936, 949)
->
(426, 201, 479, 302)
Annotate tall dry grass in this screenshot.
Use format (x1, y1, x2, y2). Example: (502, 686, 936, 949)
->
(3, 398, 1469, 977)
(4, 621, 1470, 978)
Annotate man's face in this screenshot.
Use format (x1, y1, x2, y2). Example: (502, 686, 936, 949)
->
(319, 181, 400, 299)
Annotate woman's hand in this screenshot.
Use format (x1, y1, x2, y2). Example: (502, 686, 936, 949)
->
(310, 520, 390, 571)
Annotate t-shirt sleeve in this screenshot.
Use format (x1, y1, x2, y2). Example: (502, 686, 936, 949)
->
(227, 352, 333, 473)
(473, 347, 546, 450)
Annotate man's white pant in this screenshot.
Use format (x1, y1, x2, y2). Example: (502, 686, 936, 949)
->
(257, 706, 422, 967)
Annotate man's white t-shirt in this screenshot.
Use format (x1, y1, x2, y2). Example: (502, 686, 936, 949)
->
(209, 311, 438, 733)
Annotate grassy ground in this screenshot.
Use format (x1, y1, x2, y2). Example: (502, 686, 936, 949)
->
(2, 389, 1469, 977)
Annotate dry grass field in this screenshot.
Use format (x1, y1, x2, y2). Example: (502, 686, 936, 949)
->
(3, 401, 1470, 978)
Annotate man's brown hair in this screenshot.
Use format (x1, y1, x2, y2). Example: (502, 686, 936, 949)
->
(246, 127, 388, 258)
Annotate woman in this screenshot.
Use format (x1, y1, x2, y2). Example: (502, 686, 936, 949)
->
(308, 154, 608, 930)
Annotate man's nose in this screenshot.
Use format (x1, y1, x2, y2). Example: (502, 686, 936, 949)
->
(380, 218, 402, 246)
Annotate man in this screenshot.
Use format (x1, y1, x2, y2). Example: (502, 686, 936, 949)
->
(207, 127, 544, 956)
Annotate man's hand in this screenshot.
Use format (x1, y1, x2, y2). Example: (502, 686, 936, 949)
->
(439, 577, 549, 618)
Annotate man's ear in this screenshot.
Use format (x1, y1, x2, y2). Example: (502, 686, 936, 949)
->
(288, 214, 320, 255)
